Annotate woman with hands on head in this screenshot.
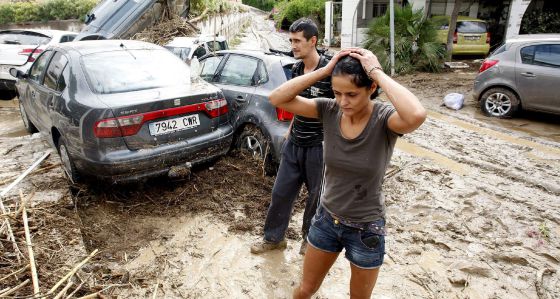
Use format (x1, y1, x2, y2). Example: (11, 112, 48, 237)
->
(269, 48, 426, 298)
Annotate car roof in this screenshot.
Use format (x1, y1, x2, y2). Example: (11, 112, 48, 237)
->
(506, 34, 560, 44)
(52, 39, 162, 55)
(431, 15, 486, 22)
(0, 29, 77, 38)
(213, 49, 297, 62)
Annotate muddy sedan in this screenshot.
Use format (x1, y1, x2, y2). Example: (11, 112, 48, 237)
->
(12, 40, 233, 184)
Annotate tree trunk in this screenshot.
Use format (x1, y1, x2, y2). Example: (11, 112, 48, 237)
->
(446, 0, 463, 59)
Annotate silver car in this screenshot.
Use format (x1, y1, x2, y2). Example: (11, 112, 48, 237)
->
(473, 34, 560, 118)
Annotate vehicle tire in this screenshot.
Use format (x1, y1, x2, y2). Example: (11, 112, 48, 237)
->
(19, 101, 38, 134)
(236, 125, 277, 175)
(480, 88, 520, 118)
(57, 136, 80, 184)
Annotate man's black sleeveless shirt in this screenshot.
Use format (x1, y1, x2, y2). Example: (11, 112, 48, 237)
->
(289, 55, 334, 147)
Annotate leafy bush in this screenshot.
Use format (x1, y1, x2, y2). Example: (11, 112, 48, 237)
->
(0, 0, 97, 25)
(520, 11, 560, 34)
(190, 0, 238, 15)
(365, 5, 445, 73)
(273, 0, 326, 34)
(363, 4, 445, 74)
(242, 0, 276, 11)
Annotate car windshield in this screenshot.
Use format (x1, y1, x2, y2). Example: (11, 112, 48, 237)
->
(164, 46, 191, 61)
(0, 31, 51, 45)
(82, 49, 191, 94)
(457, 21, 487, 33)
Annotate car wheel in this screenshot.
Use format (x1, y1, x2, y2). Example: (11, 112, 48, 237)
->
(57, 136, 80, 184)
(480, 88, 520, 118)
(19, 101, 38, 133)
(236, 125, 276, 175)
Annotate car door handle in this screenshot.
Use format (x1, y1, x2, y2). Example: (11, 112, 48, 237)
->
(236, 96, 247, 103)
(521, 72, 536, 78)
(30, 90, 36, 98)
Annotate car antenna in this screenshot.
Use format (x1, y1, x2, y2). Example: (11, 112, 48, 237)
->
(120, 42, 136, 59)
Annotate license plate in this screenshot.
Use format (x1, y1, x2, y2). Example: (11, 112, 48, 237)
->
(0, 65, 9, 73)
(464, 36, 480, 41)
(149, 114, 200, 136)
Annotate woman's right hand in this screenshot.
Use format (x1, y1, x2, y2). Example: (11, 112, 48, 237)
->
(322, 49, 351, 76)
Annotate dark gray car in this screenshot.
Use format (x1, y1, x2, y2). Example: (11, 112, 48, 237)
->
(75, 0, 160, 41)
(473, 34, 560, 117)
(199, 50, 297, 174)
(12, 40, 233, 183)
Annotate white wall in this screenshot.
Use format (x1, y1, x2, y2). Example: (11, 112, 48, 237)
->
(341, 0, 360, 48)
(325, 1, 333, 46)
(506, 0, 531, 39)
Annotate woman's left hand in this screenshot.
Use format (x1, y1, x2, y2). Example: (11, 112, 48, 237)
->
(347, 48, 383, 80)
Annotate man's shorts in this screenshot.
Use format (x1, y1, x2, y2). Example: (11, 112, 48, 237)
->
(307, 206, 385, 269)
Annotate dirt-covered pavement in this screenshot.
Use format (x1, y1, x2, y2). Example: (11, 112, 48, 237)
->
(1, 9, 560, 299)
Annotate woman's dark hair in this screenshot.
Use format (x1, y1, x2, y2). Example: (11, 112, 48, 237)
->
(332, 56, 379, 99)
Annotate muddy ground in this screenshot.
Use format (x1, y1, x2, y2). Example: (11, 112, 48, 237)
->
(1, 10, 560, 299)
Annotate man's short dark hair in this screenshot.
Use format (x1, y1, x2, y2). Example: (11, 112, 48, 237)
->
(289, 18, 319, 40)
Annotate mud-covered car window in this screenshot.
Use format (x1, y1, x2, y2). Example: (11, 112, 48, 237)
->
(29, 50, 53, 82)
(534, 44, 560, 68)
(82, 49, 191, 94)
(165, 46, 191, 61)
(0, 31, 51, 45)
(217, 55, 258, 86)
(44, 52, 68, 91)
(200, 55, 223, 81)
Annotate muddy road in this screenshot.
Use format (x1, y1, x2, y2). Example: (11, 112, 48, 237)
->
(1, 10, 560, 299)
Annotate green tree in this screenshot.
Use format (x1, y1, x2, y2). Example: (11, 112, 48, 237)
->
(363, 4, 445, 74)
(274, 0, 326, 34)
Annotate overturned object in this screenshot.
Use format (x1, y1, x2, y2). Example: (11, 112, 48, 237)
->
(443, 93, 465, 110)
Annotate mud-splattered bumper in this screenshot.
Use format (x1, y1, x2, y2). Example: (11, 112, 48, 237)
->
(74, 125, 233, 183)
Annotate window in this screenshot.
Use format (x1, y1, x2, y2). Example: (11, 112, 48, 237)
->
(165, 46, 191, 61)
(0, 31, 51, 45)
(200, 55, 223, 81)
(82, 49, 191, 94)
(59, 35, 76, 43)
(372, 4, 387, 17)
(43, 52, 68, 91)
(28, 50, 53, 82)
(193, 46, 207, 59)
(255, 61, 268, 85)
(283, 63, 294, 80)
(456, 21, 487, 33)
(206, 41, 226, 52)
(217, 55, 259, 86)
(534, 44, 560, 68)
(521, 44, 560, 68)
(520, 46, 535, 64)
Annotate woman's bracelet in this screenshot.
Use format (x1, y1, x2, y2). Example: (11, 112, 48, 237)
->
(366, 65, 383, 80)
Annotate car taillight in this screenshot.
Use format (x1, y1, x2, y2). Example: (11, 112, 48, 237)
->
(486, 32, 491, 44)
(93, 98, 228, 138)
(94, 115, 144, 138)
(276, 108, 294, 121)
(479, 59, 498, 73)
(205, 98, 228, 118)
(18, 48, 44, 62)
(453, 32, 457, 44)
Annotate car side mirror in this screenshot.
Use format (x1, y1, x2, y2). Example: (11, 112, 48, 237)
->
(9, 68, 26, 79)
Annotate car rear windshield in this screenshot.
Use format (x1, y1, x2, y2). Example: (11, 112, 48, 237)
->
(82, 49, 191, 94)
(457, 21, 487, 34)
(0, 31, 51, 45)
(164, 46, 191, 61)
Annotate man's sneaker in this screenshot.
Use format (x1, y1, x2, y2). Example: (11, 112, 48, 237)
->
(250, 239, 287, 254)
(299, 239, 308, 255)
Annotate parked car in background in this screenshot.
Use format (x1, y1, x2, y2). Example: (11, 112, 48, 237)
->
(75, 0, 159, 41)
(433, 16, 490, 56)
(473, 34, 560, 118)
(165, 35, 228, 64)
(11, 40, 233, 183)
(199, 50, 297, 175)
(0, 29, 76, 96)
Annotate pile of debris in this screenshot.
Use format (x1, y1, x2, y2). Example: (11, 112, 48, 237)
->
(131, 16, 199, 46)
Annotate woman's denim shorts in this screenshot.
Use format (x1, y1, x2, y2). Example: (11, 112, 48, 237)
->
(307, 206, 386, 269)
